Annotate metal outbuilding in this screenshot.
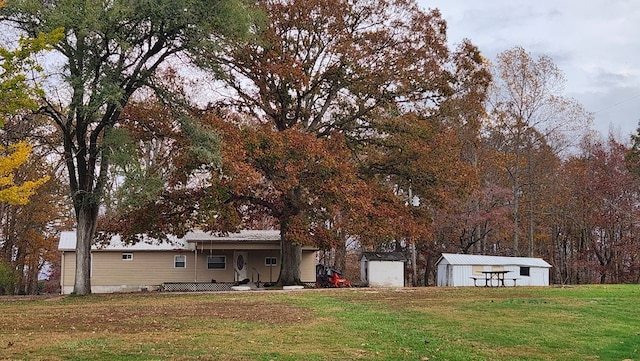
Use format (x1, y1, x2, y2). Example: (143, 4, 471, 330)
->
(436, 253, 552, 287)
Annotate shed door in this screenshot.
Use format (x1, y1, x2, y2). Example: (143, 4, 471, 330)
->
(234, 251, 248, 281)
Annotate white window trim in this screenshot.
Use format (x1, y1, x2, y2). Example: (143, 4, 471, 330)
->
(207, 255, 226, 270)
(122, 253, 133, 261)
(174, 254, 187, 268)
(265, 257, 277, 266)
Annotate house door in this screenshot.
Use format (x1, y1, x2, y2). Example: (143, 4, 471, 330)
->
(234, 251, 248, 281)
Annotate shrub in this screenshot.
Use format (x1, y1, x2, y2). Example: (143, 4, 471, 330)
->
(0, 260, 17, 295)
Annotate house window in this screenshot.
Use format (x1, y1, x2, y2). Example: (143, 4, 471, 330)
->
(520, 266, 530, 276)
(122, 253, 133, 261)
(174, 255, 186, 268)
(265, 257, 277, 266)
(207, 255, 226, 270)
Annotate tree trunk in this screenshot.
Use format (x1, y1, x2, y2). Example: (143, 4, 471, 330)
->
(599, 272, 606, 284)
(424, 252, 433, 286)
(334, 240, 346, 274)
(73, 204, 99, 295)
(528, 196, 534, 257)
(512, 181, 520, 256)
(277, 218, 302, 286)
(278, 237, 302, 286)
(411, 241, 418, 287)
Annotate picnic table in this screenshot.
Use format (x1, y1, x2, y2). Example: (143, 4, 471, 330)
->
(480, 270, 510, 287)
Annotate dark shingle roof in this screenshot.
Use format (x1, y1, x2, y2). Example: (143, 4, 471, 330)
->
(361, 252, 407, 262)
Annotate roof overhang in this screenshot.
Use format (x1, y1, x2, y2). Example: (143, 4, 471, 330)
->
(59, 230, 318, 252)
(361, 252, 407, 262)
(437, 253, 552, 268)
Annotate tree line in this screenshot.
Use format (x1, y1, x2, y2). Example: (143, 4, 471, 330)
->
(0, 0, 636, 294)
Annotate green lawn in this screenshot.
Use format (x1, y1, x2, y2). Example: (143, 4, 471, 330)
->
(0, 285, 638, 360)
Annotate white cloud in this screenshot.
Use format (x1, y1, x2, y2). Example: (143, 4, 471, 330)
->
(420, 0, 640, 138)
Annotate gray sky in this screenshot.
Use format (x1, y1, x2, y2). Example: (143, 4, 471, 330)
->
(420, 0, 640, 140)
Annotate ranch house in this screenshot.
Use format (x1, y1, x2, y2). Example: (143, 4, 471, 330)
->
(58, 230, 318, 294)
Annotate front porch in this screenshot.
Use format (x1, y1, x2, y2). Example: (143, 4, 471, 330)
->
(189, 230, 318, 285)
(190, 232, 283, 285)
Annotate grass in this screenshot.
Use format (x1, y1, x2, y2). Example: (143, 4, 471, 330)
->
(0, 285, 638, 360)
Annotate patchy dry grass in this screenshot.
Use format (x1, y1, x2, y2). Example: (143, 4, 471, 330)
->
(0, 286, 639, 360)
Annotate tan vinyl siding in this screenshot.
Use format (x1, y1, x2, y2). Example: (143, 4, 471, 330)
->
(61, 252, 76, 289)
(92, 251, 195, 285)
(195, 250, 235, 282)
(300, 251, 316, 282)
(61, 249, 318, 292)
(246, 250, 280, 284)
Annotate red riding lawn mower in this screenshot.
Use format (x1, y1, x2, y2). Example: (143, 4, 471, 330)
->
(316, 264, 352, 288)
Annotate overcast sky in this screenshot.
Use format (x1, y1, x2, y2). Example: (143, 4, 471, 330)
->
(419, 0, 640, 140)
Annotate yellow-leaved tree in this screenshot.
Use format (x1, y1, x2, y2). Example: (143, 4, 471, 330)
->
(0, 142, 48, 205)
(0, 3, 62, 295)
(0, 14, 60, 205)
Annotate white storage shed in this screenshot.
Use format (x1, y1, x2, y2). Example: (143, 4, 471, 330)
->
(436, 253, 552, 287)
(360, 252, 406, 287)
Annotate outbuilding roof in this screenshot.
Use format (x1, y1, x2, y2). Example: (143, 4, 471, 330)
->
(361, 252, 407, 262)
(437, 253, 552, 268)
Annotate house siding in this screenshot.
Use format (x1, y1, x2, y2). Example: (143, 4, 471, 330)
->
(61, 251, 75, 294)
(195, 250, 235, 283)
(220, 249, 280, 284)
(61, 248, 317, 294)
(62, 251, 198, 294)
(300, 251, 316, 283)
(95, 251, 195, 285)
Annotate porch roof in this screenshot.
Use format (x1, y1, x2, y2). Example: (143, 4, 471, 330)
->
(185, 230, 280, 244)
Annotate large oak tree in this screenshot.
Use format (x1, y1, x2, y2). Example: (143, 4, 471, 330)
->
(198, 0, 489, 285)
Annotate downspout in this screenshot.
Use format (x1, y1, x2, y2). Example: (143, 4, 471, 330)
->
(194, 247, 198, 282)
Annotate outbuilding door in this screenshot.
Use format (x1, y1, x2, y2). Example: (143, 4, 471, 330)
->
(234, 251, 248, 281)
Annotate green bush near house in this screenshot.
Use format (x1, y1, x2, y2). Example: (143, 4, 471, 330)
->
(0, 260, 16, 295)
